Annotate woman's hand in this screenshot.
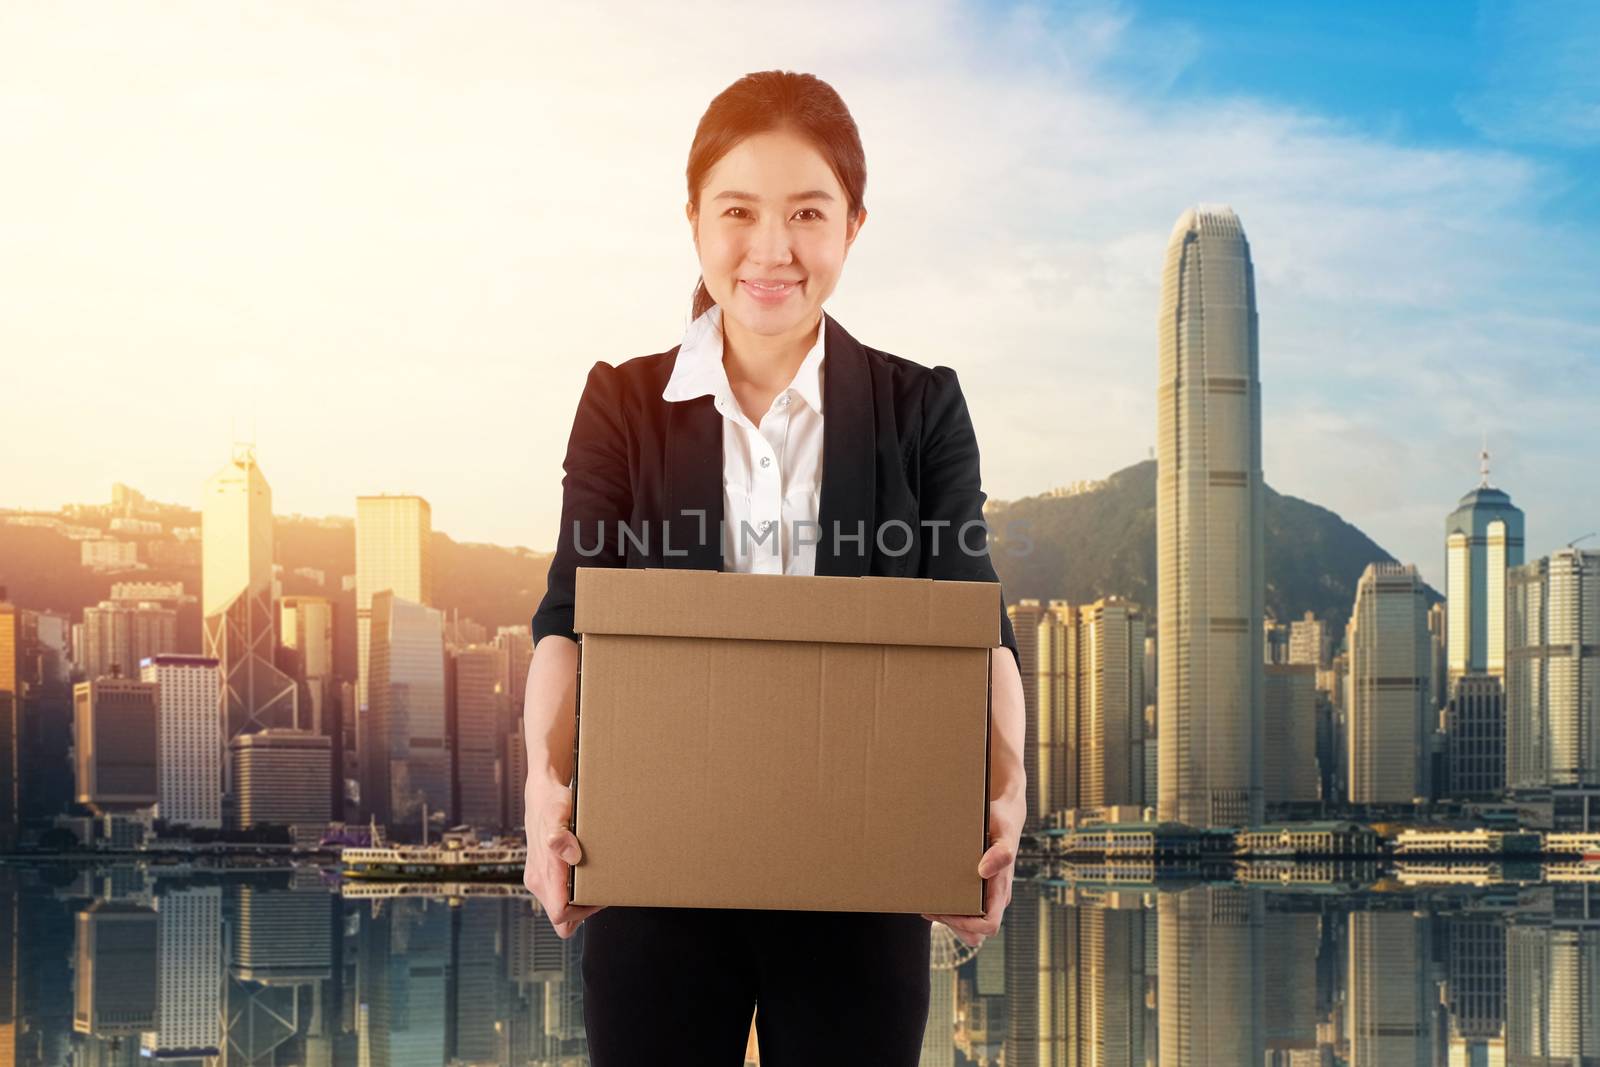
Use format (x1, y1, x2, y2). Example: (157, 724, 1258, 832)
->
(921, 792, 1024, 949)
(523, 770, 605, 939)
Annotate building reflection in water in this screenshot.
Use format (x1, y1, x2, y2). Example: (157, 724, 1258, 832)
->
(4, 865, 1600, 1064)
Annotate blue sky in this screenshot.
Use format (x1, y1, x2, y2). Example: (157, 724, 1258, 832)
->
(1, 0, 1595, 592)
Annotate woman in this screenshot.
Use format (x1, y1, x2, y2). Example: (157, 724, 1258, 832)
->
(523, 70, 1027, 1065)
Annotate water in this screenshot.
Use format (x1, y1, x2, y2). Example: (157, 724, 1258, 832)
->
(3, 861, 1597, 1065)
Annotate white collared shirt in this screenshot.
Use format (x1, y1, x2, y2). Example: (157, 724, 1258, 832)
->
(661, 303, 826, 576)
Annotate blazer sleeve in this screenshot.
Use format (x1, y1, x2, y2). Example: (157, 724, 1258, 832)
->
(531, 360, 633, 648)
(916, 365, 1020, 664)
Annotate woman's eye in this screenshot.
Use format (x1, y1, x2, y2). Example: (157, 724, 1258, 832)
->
(793, 208, 823, 221)
(723, 207, 751, 219)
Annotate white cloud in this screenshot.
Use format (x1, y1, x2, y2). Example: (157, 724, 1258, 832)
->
(0, 0, 1595, 593)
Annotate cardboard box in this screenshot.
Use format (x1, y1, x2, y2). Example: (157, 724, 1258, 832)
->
(569, 566, 997, 915)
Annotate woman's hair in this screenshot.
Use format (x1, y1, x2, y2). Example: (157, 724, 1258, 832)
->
(686, 70, 867, 320)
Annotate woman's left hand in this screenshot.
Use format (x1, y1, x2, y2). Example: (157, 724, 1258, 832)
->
(922, 793, 1024, 949)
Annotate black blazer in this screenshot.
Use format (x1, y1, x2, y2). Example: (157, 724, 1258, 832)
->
(531, 311, 1019, 662)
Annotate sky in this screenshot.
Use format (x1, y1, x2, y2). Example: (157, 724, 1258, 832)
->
(2, 0, 1596, 590)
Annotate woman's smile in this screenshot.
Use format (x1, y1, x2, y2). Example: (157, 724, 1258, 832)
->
(740, 277, 802, 304)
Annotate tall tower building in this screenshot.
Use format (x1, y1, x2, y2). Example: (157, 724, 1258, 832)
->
(451, 644, 508, 830)
(366, 590, 448, 833)
(1445, 456, 1524, 685)
(1007, 599, 1050, 829)
(1035, 600, 1079, 818)
(1156, 204, 1265, 827)
(202, 445, 297, 742)
(78, 600, 178, 683)
(1507, 549, 1600, 827)
(355, 495, 432, 717)
(72, 677, 159, 813)
(139, 654, 222, 829)
(1263, 663, 1319, 809)
(1345, 563, 1431, 806)
(279, 595, 334, 733)
(1078, 598, 1148, 811)
(0, 598, 17, 851)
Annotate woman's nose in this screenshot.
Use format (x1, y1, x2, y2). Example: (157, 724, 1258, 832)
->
(746, 217, 794, 267)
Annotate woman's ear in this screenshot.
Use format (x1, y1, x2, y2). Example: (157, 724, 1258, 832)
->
(844, 207, 867, 251)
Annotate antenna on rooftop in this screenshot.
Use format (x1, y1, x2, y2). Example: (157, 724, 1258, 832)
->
(1569, 532, 1596, 550)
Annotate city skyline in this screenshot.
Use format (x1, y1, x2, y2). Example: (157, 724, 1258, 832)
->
(2, 2, 1597, 596)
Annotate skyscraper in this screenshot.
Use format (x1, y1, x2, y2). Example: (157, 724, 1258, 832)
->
(367, 590, 448, 833)
(1034, 600, 1079, 817)
(78, 600, 178, 683)
(229, 730, 333, 830)
(279, 595, 334, 733)
(1157, 204, 1265, 827)
(355, 495, 432, 717)
(1507, 548, 1600, 828)
(1445, 459, 1524, 685)
(451, 644, 507, 830)
(202, 445, 297, 743)
(72, 677, 159, 814)
(0, 598, 17, 851)
(1078, 598, 1148, 811)
(1345, 563, 1431, 806)
(1007, 599, 1050, 829)
(1263, 663, 1319, 809)
(139, 654, 222, 829)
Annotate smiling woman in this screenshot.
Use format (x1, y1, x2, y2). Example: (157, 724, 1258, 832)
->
(523, 68, 1026, 1067)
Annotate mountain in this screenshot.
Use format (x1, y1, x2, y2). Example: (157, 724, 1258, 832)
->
(1, 461, 1433, 668)
(984, 459, 1439, 641)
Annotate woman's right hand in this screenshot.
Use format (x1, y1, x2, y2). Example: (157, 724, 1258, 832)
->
(523, 771, 605, 939)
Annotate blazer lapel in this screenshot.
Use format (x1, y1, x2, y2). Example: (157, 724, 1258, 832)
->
(813, 313, 876, 577)
(661, 371, 725, 572)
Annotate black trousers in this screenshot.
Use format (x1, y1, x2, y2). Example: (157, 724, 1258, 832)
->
(581, 905, 932, 1066)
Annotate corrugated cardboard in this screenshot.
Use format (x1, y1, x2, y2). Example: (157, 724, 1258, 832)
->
(569, 566, 996, 916)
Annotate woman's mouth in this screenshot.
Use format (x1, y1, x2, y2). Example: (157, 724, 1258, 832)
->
(741, 279, 801, 304)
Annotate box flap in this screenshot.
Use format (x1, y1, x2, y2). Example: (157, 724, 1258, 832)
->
(574, 567, 999, 648)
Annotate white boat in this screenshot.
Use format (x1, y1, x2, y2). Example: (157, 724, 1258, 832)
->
(341, 827, 527, 881)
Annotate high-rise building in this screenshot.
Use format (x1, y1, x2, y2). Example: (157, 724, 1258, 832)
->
(451, 644, 508, 830)
(1287, 611, 1330, 670)
(1507, 549, 1600, 827)
(367, 590, 448, 833)
(229, 730, 333, 830)
(1035, 600, 1079, 817)
(1443, 674, 1505, 800)
(279, 595, 339, 817)
(1264, 663, 1319, 808)
(1426, 601, 1448, 712)
(73, 678, 159, 814)
(1345, 563, 1431, 806)
(1007, 599, 1050, 829)
(139, 654, 222, 829)
(1078, 598, 1148, 811)
(1264, 618, 1290, 665)
(1445, 464, 1524, 685)
(355, 495, 432, 717)
(1157, 204, 1264, 828)
(279, 596, 333, 731)
(494, 624, 534, 719)
(78, 600, 179, 683)
(202, 445, 297, 744)
(0, 598, 17, 850)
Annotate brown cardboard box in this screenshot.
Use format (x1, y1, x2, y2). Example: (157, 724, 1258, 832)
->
(569, 566, 996, 915)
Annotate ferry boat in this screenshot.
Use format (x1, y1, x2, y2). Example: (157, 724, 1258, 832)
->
(340, 825, 527, 882)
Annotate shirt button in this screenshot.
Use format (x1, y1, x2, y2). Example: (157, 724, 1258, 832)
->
(779, 395, 790, 407)
(760, 456, 771, 468)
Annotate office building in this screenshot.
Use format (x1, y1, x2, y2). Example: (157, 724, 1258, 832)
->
(1445, 463, 1524, 685)
(367, 590, 448, 833)
(1444, 674, 1506, 800)
(1507, 549, 1600, 827)
(139, 654, 222, 828)
(1287, 611, 1330, 669)
(1078, 598, 1148, 811)
(451, 644, 508, 830)
(202, 445, 297, 741)
(279, 595, 333, 733)
(73, 678, 159, 814)
(1264, 663, 1319, 808)
(78, 600, 179, 683)
(0, 599, 16, 850)
(355, 495, 432, 718)
(1035, 600, 1079, 817)
(1007, 599, 1050, 829)
(1345, 563, 1431, 806)
(1157, 204, 1264, 828)
(229, 730, 332, 829)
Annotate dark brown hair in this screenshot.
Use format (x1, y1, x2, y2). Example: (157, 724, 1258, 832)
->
(686, 70, 867, 320)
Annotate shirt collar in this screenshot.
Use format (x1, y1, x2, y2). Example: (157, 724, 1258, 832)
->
(661, 303, 826, 416)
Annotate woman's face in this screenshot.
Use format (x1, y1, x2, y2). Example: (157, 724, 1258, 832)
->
(688, 127, 864, 338)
